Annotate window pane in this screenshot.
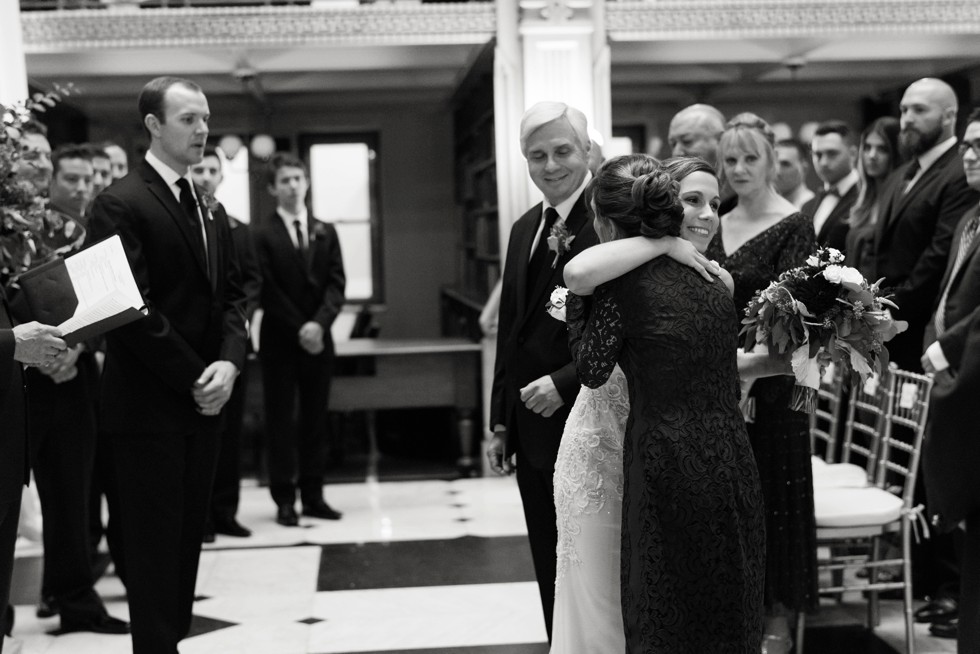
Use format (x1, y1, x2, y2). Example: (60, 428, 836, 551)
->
(333, 222, 373, 301)
(309, 143, 371, 222)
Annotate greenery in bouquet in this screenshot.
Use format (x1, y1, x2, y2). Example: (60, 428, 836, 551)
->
(1, 87, 85, 286)
(740, 247, 907, 411)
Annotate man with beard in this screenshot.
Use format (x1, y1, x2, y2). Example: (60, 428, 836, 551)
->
(872, 78, 980, 373)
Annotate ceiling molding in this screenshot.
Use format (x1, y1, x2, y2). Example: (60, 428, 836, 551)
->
(20, 2, 496, 51)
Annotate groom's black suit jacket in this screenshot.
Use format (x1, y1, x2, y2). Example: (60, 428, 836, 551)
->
(490, 193, 598, 469)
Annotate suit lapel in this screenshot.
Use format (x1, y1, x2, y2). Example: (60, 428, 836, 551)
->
(196, 185, 219, 292)
(142, 163, 209, 280)
(945, 207, 980, 294)
(520, 195, 591, 330)
(513, 203, 541, 319)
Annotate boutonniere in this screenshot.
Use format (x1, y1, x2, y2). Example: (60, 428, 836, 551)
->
(310, 221, 331, 241)
(546, 218, 575, 268)
(199, 190, 218, 220)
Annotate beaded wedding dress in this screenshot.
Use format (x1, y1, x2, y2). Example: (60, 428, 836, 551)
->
(551, 364, 629, 654)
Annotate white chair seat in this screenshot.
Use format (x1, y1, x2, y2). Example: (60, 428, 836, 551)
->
(812, 462, 870, 488)
(811, 455, 827, 468)
(814, 487, 904, 528)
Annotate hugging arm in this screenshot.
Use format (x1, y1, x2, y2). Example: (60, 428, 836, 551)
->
(564, 236, 718, 295)
(568, 284, 623, 389)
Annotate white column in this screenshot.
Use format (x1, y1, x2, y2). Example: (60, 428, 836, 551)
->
(518, 0, 605, 204)
(0, 2, 29, 104)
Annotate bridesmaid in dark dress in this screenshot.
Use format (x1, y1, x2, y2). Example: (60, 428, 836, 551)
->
(570, 154, 765, 652)
(705, 113, 819, 653)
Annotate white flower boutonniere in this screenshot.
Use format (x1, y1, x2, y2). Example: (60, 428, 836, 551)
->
(546, 219, 575, 268)
(200, 190, 219, 221)
(546, 286, 569, 322)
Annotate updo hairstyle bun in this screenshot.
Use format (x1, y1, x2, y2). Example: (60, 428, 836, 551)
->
(587, 153, 683, 242)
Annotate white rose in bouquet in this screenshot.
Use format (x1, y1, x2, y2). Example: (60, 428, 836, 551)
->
(546, 286, 569, 322)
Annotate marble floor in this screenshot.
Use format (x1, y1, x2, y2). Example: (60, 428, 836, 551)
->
(8, 476, 957, 654)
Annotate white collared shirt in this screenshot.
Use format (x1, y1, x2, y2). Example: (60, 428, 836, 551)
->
(905, 136, 958, 194)
(145, 150, 208, 253)
(529, 171, 593, 261)
(813, 169, 859, 236)
(277, 206, 309, 250)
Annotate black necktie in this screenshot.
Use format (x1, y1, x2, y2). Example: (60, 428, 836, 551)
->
(526, 207, 561, 291)
(175, 178, 206, 262)
(903, 160, 920, 181)
(293, 219, 306, 252)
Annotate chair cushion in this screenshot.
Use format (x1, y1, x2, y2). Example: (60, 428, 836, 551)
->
(811, 455, 827, 468)
(812, 462, 870, 488)
(814, 487, 904, 528)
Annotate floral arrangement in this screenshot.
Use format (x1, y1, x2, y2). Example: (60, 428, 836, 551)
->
(1, 86, 85, 286)
(740, 247, 907, 412)
(547, 219, 575, 268)
(546, 285, 569, 322)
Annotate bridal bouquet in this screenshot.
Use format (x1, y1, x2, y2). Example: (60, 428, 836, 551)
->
(2, 88, 85, 286)
(740, 247, 907, 412)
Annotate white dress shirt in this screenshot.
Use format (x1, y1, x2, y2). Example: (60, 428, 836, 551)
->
(277, 206, 309, 250)
(529, 172, 593, 261)
(145, 150, 208, 252)
(812, 169, 859, 237)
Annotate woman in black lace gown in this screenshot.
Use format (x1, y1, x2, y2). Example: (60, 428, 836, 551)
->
(705, 113, 818, 652)
(570, 154, 765, 652)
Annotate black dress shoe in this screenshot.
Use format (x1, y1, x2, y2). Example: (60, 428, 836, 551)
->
(276, 505, 299, 527)
(914, 596, 958, 623)
(53, 614, 130, 636)
(36, 597, 58, 619)
(302, 500, 342, 520)
(214, 518, 252, 538)
(930, 617, 958, 639)
(202, 528, 216, 544)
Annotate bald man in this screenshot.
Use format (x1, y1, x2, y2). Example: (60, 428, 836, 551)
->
(667, 103, 726, 168)
(871, 78, 980, 618)
(872, 78, 980, 373)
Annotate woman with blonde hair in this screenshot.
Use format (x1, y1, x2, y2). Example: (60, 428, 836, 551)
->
(705, 113, 818, 653)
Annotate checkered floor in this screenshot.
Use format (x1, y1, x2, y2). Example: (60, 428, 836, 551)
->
(8, 477, 955, 653)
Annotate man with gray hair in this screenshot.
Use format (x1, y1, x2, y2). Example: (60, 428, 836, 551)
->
(668, 103, 726, 168)
(487, 101, 598, 639)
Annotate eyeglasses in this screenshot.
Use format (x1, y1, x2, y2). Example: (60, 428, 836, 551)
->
(958, 139, 980, 158)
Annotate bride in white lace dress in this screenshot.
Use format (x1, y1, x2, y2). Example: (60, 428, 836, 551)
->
(551, 361, 630, 653)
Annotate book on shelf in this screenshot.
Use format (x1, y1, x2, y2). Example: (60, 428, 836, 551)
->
(16, 234, 147, 347)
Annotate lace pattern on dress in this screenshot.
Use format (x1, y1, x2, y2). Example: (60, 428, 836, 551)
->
(553, 365, 629, 591)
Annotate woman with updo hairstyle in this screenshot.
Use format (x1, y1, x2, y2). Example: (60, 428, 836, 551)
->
(705, 112, 818, 653)
(568, 154, 765, 652)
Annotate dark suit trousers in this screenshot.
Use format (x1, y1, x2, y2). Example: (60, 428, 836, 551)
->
(261, 342, 334, 507)
(0, 493, 22, 637)
(960, 513, 980, 653)
(515, 451, 557, 641)
(26, 358, 105, 622)
(112, 428, 219, 654)
(209, 362, 249, 523)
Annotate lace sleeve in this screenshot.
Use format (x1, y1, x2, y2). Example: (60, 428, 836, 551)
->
(565, 291, 590, 360)
(573, 282, 624, 389)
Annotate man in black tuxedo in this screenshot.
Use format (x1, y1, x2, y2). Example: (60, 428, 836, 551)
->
(253, 153, 345, 527)
(487, 102, 599, 639)
(1, 297, 66, 642)
(190, 147, 262, 541)
(87, 76, 248, 654)
(920, 109, 980, 648)
(803, 120, 859, 253)
(872, 78, 980, 372)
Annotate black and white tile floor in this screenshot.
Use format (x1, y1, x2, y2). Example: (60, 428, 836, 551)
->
(9, 477, 956, 653)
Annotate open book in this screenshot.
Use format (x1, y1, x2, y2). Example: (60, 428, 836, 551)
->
(17, 234, 147, 347)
